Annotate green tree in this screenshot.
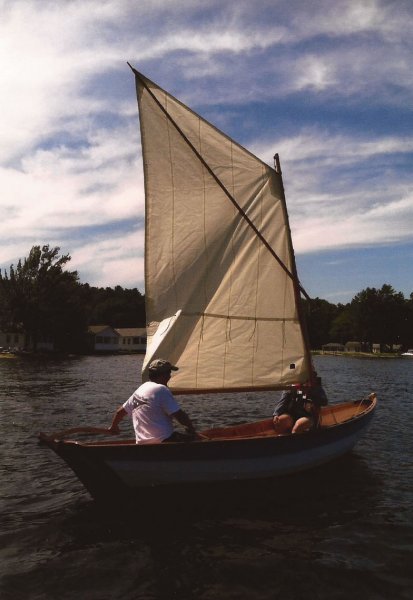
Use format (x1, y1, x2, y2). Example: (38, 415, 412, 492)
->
(304, 297, 340, 349)
(401, 292, 413, 348)
(349, 284, 406, 347)
(83, 285, 146, 327)
(0, 245, 88, 352)
(329, 305, 356, 344)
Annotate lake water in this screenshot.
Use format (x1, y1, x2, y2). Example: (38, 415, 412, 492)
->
(1, 353, 412, 599)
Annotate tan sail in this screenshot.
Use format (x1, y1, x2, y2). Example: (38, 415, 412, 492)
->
(134, 71, 310, 392)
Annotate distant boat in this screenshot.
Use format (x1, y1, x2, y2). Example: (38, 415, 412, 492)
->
(401, 349, 413, 357)
(39, 67, 377, 501)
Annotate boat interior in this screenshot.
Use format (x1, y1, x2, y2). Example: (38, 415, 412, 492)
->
(201, 397, 375, 440)
(46, 395, 376, 446)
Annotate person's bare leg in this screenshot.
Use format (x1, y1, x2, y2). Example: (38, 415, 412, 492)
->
(292, 416, 313, 434)
(273, 414, 294, 435)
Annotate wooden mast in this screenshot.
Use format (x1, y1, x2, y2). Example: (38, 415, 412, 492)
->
(274, 153, 314, 382)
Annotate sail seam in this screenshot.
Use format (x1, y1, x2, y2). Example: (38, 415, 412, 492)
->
(180, 311, 298, 322)
(195, 116, 208, 389)
(223, 140, 236, 387)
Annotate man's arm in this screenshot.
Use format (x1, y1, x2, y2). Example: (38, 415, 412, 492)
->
(171, 409, 196, 434)
(108, 406, 127, 434)
(273, 390, 291, 416)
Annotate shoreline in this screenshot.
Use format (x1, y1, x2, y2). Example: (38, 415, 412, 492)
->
(312, 350, 407, 359)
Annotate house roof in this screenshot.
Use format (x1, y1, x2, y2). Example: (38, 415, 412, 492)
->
(115, 327, 146, 337)
(88, 325, 119, 335)
(88, 325, 147, 337)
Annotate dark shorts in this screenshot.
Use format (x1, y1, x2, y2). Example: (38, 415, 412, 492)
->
(292, 412, 316, 429)
(278, 410, 315, 428)
(291, 409, 313, 421)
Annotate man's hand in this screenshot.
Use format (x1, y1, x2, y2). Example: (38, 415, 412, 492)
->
(108, 406, 127, 435)
(108, 425, 120, 435)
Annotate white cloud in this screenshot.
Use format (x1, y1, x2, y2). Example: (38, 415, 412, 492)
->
(71, 230, 145, 289)
(251, 128, 413, 254)
(0, 119, 144, 281)
(1, 0, 412, 296)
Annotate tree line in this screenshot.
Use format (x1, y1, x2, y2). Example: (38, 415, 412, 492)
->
(305, 285, 413, 350)
(0, 245, 412, 353)
(0, 245, 145, 352)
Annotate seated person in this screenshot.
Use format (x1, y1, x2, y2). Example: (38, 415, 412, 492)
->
(108, 358, 198, 443)
(272, 375, 328, 435)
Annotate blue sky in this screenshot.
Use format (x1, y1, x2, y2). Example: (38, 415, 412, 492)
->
(1, 0, 412, 304)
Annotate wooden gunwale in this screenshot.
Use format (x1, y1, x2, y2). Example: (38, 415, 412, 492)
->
(44, 396, 376, 448)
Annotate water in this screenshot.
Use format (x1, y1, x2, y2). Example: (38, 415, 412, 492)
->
(1, 354, 412, 599)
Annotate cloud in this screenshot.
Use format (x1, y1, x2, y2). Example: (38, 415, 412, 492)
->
(71, 229, 145, 289)
(251, 127, 413, 253)
(1, 0, 412, 298)
(0, 118, 144, 281)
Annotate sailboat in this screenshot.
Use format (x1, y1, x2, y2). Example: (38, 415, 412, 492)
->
(39, 67, 377, 501)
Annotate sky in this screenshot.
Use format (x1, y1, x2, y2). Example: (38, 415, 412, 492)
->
(1, 0, 412, 304)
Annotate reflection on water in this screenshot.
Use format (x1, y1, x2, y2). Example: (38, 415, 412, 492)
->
(1, 354, 412, 599)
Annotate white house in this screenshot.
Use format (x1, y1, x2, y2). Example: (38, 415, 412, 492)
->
(87, 326, 147, 353)
(321, 342, 345, 353)
(0, 330, 26, 352)
(88, 325, 120, 352)
(115, 328, 147, 352)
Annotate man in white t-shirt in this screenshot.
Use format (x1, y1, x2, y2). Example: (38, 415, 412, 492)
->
(108, 358, 197, 444)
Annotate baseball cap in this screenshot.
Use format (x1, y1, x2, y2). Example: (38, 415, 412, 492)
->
(148, 358, 178, 374)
